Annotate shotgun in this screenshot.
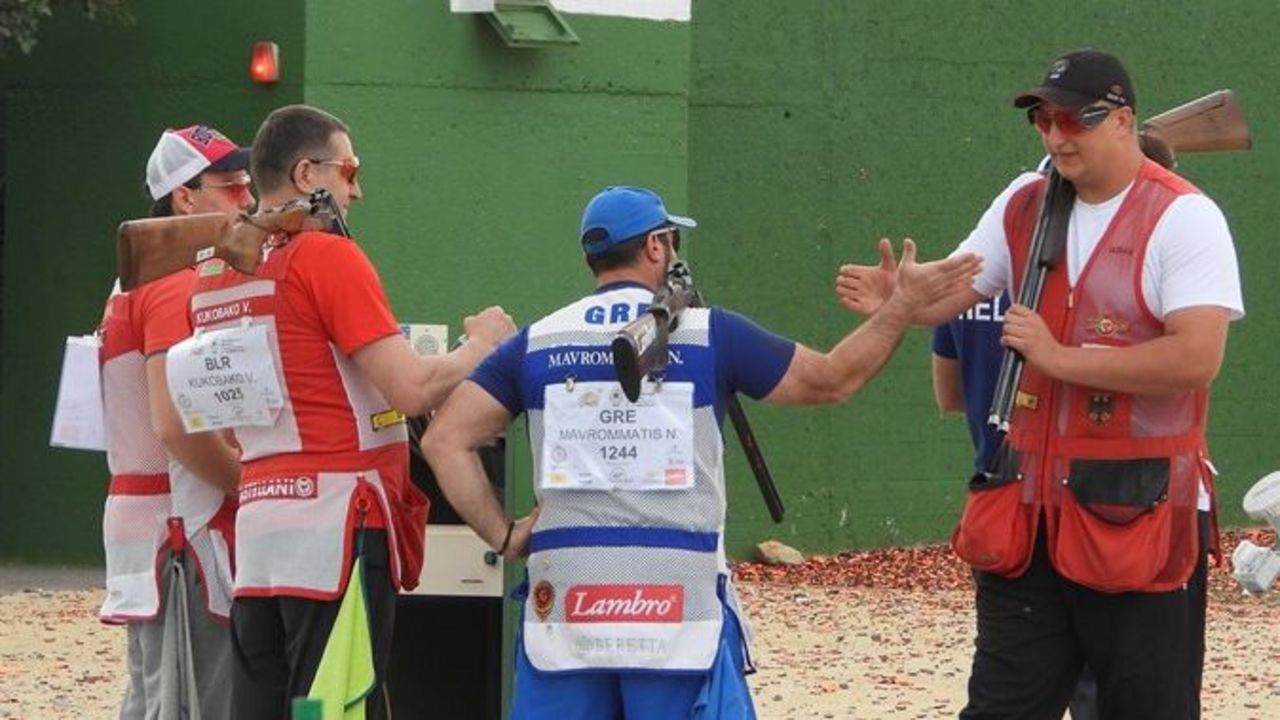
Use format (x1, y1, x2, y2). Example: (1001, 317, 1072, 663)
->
(116, 190, 346, 291)
(612, 261, 787, 523)
(1137, 89, 1251, 169)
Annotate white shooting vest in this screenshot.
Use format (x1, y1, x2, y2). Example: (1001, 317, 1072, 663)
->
(520, 285, 743, 673)
(100, 276, 235, 621)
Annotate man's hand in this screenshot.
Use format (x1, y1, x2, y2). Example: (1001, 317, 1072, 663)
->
(502, 506, 541, 561)
(1001, 304, 1061, 373)
(889, 239, 983, 321)
(464, 306, 516, 348)
(835, 238, 897, 316)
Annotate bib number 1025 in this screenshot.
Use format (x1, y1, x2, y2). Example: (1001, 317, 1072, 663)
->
(214, 387, 245, 403)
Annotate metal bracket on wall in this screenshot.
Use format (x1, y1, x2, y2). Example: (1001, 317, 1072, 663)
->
(484, 0, 580, 48)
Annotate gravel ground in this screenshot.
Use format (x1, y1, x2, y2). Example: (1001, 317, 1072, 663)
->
(3, 533, 1278, 720)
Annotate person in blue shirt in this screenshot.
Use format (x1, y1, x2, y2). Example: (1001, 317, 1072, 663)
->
(422, 186, 980, 720)
(932, 293, 1099, 720)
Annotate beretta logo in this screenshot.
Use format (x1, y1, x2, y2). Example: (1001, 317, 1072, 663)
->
(564, 584, 684, 623)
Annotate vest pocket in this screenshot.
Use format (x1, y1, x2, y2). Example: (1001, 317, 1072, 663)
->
(951, 446, 1037, 577)
(1051, 458, 1172, 592)
(1067, 458, 1168, 524)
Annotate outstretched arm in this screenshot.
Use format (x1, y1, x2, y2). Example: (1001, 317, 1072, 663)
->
(767, 239, 981, 406)
(835, 238, 987, 326)
(353, 307, 515, 416)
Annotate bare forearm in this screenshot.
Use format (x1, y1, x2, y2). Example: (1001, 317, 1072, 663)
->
(163, 435, 240, 494)
(410, 341, 496, 415)
(913, 287, 988, 327)
(365, 337, 499, 417)
(931, 356, 965, 414)
(825, 295, 914, 398)
(425, 444, 510, 549)
(1042, 337, 1221, 395)
(147, 355, 238, 494)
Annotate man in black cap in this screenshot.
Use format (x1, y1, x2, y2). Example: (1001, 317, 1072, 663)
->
(837, 49, 1243, 718)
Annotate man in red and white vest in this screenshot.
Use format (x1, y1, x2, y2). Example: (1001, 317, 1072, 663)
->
(836, 50, 1243, 719)
(101, 125, 252, 720)
(181, 105, 514, 719)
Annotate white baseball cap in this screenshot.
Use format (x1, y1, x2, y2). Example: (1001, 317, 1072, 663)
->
(144, 125, 250, 200)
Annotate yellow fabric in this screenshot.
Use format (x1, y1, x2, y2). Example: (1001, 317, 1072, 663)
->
(307, 558, 375, 720)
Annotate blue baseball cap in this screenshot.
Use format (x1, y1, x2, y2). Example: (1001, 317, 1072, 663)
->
(580, 186, 697, 256)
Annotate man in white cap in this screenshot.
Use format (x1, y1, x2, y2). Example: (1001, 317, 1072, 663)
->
(100, 124, 253, 719)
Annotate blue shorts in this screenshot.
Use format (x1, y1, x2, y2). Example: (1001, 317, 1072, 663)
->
(510, 608, 756, 720)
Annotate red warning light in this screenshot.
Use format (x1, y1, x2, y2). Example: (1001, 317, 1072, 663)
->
(250, 41, 279, 84)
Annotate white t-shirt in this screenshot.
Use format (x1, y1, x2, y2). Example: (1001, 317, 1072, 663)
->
(954, 172, 1246, 510)
(956, 172, 1245, 321)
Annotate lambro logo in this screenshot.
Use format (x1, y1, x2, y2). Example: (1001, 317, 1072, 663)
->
(565, 584, 684, 623)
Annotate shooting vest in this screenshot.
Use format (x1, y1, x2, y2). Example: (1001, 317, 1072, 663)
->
(952, 160, 1214, 593)
(521, 284, 740, 673)
(186, 232, 426, 600)
(100, 271, 235, 622)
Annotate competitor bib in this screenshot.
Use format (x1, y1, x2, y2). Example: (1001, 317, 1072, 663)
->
(166, 323, 284, 432)
(541, 381, 695, 491)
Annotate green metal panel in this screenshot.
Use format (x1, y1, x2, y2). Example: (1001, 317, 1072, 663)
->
(690, 0, 1280, 555)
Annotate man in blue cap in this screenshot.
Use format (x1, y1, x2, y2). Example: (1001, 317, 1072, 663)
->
(422, 186, 980, 719)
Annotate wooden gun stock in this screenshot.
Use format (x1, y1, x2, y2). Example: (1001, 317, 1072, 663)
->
(1139, 89, 1251, 168)
(116, 206, 312, 291)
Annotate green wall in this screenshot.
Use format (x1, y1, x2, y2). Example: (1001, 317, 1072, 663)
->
(0, 1, 304, 563)
(0, 1, 692, 562)
(2, 0, 1276, 563)
(299, 2, 691, 331)
(689, 0, 1280, 554)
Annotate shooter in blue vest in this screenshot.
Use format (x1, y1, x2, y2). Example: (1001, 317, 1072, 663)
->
(423, 186, 979, 719)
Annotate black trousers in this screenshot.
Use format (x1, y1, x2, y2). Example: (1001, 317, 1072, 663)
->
(230, 529, 398, 720)
(960, 513, 1210, 720)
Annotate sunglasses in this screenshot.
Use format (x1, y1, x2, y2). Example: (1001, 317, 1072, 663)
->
(648, 226, 681, 252)
(1026, 104, 1114, 136)
(307, 156, 361, 184)
(196, 173, 253, 198)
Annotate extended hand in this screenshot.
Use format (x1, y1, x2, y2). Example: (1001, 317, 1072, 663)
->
(1001, 304, 1060, 373)
(835, 238, 897, 316)
(892, 239, 982, 317)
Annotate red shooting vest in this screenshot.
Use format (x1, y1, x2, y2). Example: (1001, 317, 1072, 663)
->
(952, 160, 1216, 593)
(189, 232, 428, 599)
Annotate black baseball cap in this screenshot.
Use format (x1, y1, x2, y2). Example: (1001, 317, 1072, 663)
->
(1013, 50, 1135, 110)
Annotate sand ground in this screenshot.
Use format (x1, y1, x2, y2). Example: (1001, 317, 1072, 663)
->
(2, 565, 1277, 719)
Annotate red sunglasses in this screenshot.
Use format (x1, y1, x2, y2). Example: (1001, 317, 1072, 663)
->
(308, 156, 360, 184)
(1026, 104, 1114, 136)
